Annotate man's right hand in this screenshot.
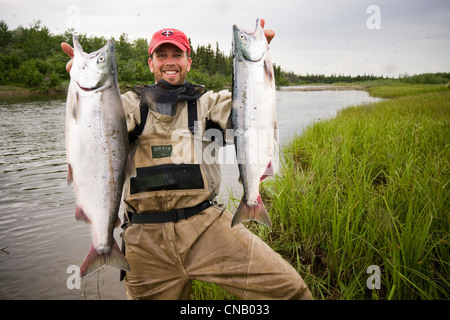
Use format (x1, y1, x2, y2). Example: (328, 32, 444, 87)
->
(61, 42, 74, 72)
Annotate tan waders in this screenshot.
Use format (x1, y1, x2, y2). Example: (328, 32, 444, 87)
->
(122, 205, 313, 300)
(120, 84, 313, 300)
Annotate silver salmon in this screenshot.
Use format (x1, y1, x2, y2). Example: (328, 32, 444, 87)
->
(65, 35, 134, 277)
(231, 19, 279, 228)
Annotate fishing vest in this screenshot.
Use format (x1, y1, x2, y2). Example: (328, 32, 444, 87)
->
(123, 81, 225, 214)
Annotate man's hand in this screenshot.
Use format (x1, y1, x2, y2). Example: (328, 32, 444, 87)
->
(260, 18, 275, 44)
(61, 42, 74, 72)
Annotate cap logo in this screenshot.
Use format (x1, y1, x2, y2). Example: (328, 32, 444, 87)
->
(162, 30, 174, 37)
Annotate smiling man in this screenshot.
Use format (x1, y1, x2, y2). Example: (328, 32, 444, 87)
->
(148, 29, 192, 86)
(62, 20, 313, 300)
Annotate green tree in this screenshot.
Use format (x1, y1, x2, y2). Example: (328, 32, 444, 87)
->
(0, 20, 13, 48)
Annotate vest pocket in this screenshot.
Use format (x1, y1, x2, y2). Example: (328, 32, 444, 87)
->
(125, 129, 211, 212)
(130, 164, 204, 194)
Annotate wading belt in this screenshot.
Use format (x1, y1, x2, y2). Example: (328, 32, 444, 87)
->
(127, 200, 212, 224)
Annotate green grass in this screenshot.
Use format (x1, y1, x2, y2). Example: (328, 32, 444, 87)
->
(260, 89, 449, 299)
(366, 83, 449, 99)
(192, 85, 450, 300)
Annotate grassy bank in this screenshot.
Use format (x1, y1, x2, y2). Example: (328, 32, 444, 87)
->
(192, 84, 449, 300)
(366, 83, 450, 99)
(261, 88, 449, 299)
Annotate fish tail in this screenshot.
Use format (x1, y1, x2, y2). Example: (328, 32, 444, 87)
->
(80, 240, 130, 278)
(231, 195, 272, 229)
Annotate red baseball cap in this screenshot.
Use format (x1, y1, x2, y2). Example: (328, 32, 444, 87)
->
(149, 28, 191, 56)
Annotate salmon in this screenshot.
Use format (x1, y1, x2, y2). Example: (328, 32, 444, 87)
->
(231, 19, 279, 228)
(65, 35, 135, 277)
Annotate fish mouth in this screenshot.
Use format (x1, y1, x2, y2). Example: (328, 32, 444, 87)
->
(75, 81, 110, 92)
(76, 83, 98, 91)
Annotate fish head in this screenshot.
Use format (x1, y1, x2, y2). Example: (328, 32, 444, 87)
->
(70, 35, 117, 91)
(233, 18, 268, 62)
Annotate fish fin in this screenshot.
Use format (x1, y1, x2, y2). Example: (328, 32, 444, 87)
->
(237, 175, 242, 185)
(115, 217, 122, 228)
(72, 91, 79, 122)
(75, 205, 91, 224)
(67, 164, 73, 184)
(80, 241, 130, 278)
(260, 161, 274, 181)
(263, 59, 274, 85)
(231, 195, 272, 229)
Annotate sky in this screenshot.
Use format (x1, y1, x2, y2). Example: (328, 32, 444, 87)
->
(1, 0, 449, 77)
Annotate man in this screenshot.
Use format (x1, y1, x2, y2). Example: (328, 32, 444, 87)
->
(62, 20, 313, 300)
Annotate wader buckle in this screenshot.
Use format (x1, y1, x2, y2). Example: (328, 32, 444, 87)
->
(172, 209, 186, 223)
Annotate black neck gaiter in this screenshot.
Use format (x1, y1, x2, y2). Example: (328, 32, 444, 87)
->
(135, 80, 206, 116)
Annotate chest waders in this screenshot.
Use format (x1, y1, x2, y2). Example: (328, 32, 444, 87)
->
(124, 81, 220, 223)
(120, 80, 226, 282)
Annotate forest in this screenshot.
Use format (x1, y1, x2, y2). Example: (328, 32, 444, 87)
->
(1, 20, 449, 92)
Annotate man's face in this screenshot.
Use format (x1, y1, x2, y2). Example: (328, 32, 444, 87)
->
(149, 43, 191, 85)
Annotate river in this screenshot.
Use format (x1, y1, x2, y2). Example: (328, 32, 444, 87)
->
(0, 87, 382, 299)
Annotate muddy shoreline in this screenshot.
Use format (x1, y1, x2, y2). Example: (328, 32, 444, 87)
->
(0, 85, 67, 101)
(0, 83, 135, 100)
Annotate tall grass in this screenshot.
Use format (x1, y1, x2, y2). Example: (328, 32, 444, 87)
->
(191, 86, 449, 300)
(259, 90, 449, 299)
(366, 83, 449, 99)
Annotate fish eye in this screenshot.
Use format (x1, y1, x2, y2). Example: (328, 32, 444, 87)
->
(239, 33, 246, 41)
(98, 56, 105, 63)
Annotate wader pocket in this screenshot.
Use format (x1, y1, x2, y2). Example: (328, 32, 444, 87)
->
(130, 164, 204, 194)
(125, 132, 211, 213)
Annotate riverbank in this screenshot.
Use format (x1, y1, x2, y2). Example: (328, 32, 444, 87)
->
(0, 84, 67, 102)
(278, 84, 366, 91)
(277, 82, 450, 98)
(2, 83, 362, 98)
(0, 82, 134, 100)
(258, 87, 449, 300)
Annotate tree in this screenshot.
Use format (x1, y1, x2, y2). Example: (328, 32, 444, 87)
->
(0, 20, 13, 48)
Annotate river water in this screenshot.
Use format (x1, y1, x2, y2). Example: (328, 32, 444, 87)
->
(0, 88, 382, 300)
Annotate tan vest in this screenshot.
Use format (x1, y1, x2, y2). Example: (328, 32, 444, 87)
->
(121, 88, 232, 213)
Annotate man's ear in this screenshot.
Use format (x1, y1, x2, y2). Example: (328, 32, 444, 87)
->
(187, 57, 192, 72)
(148, 57, 154, 73)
